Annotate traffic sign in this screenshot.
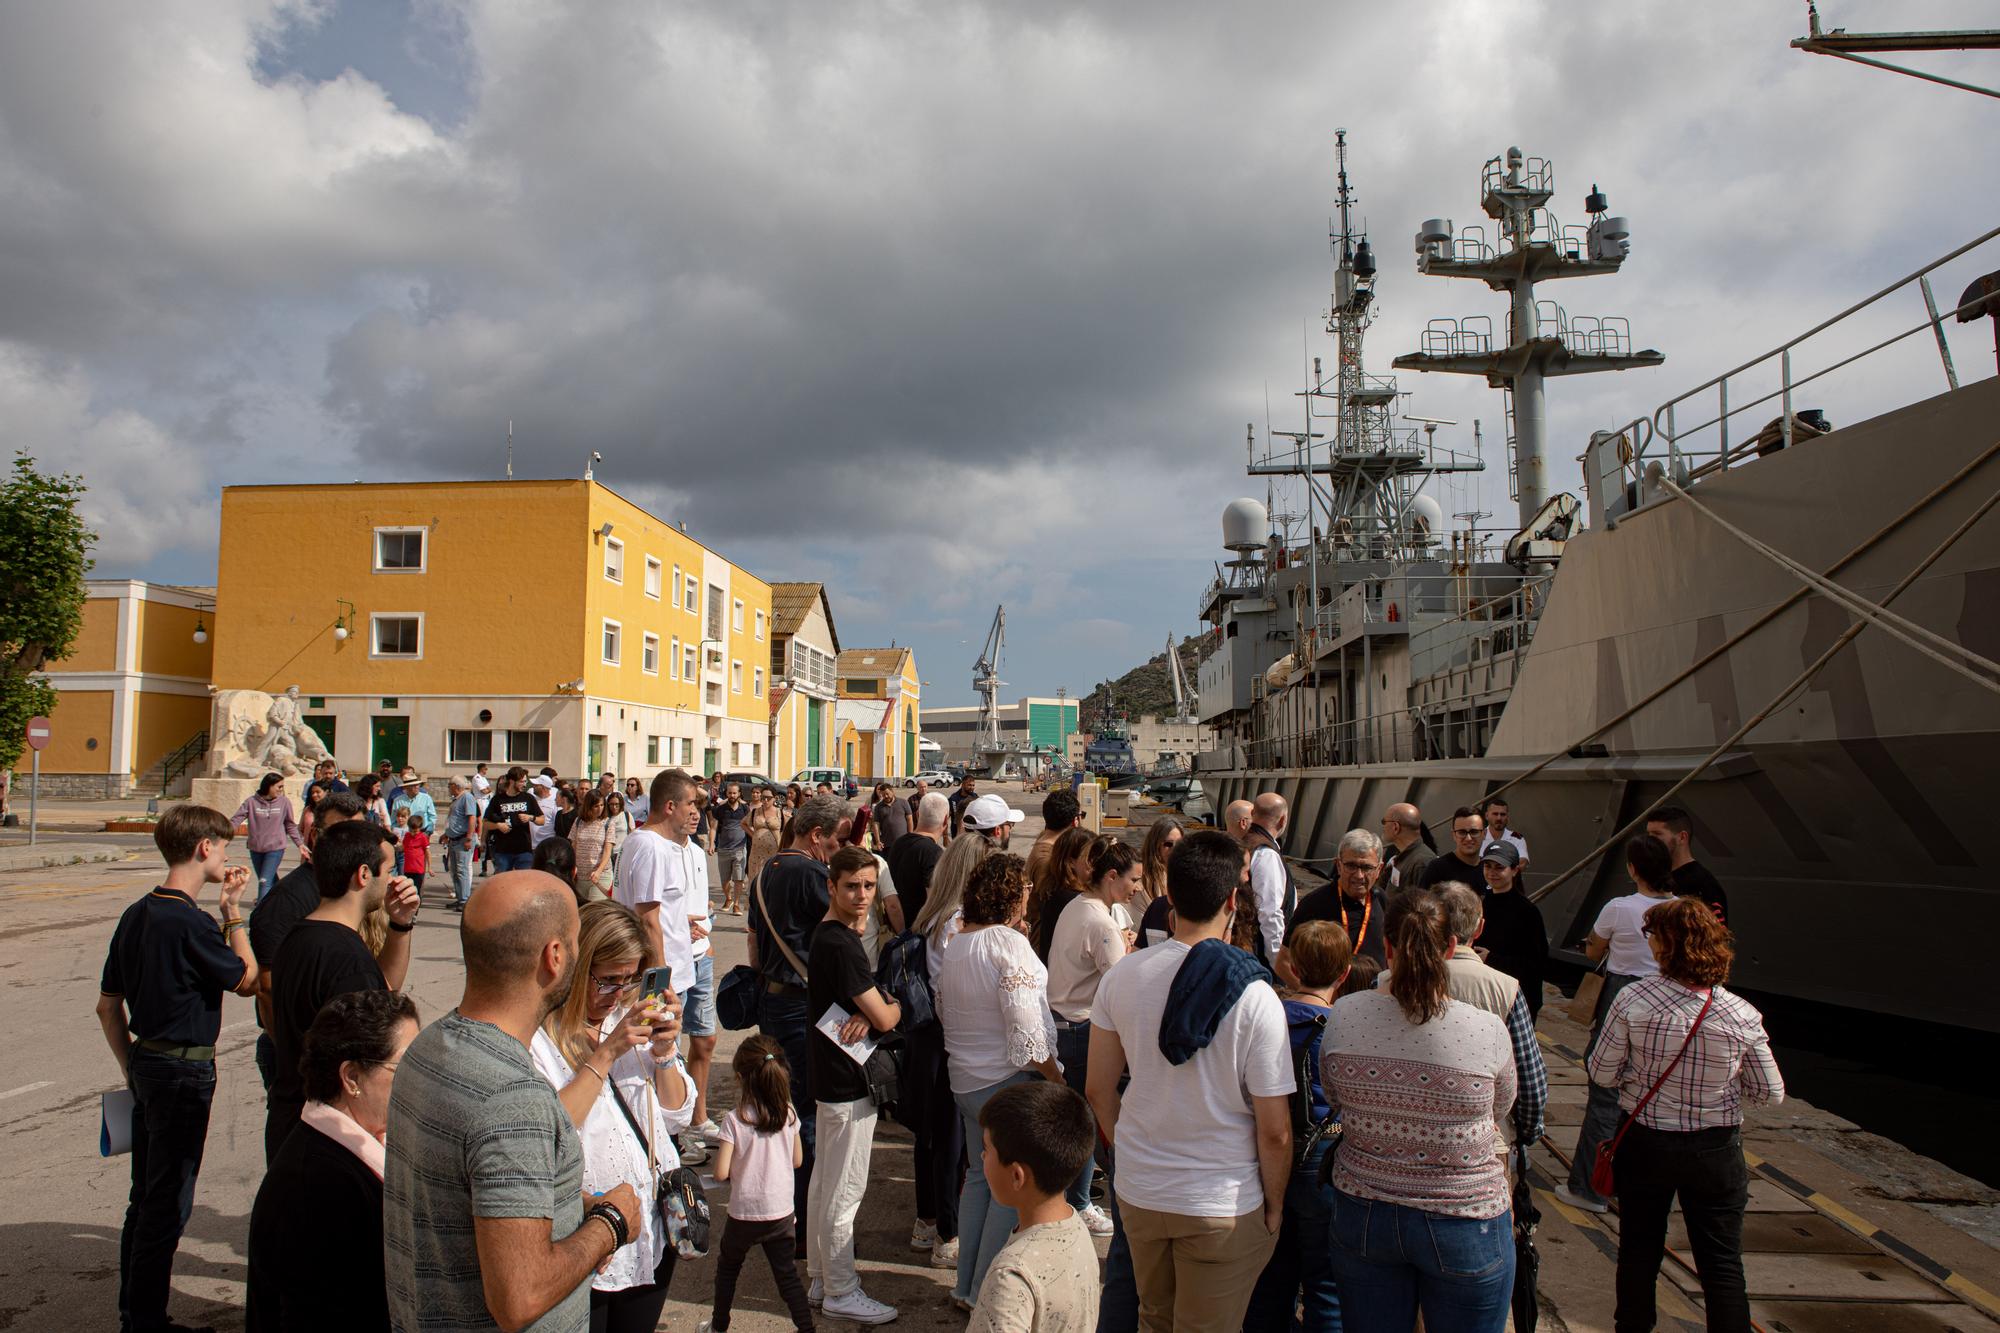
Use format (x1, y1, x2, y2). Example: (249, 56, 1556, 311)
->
(24, 716, 51, 751)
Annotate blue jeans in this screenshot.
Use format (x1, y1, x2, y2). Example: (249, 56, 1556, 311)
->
(1097, 1187, 1139, 1333)
(1567, 970, 1641, 1204)
(1328, 1190, 1513, 1333)
(121, 1052, 217, 1333)
(757, 989, 815, 1243)
(445, 836, 474, 903)
(493, 850, 536, 873)
(249, 848, 283, 898)
(1243, 1137, 1341, 1333)
(1055, 1023, 1099, 1210)
(953, 1071, 1038, 1303)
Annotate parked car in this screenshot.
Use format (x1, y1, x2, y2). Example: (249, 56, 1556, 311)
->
(789, 767, 859, 798)
(716, 771, 779, 796)
(902, 769, 953, 788)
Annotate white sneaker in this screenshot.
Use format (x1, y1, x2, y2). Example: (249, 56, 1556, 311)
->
(823, 1289, 898, 1325)
(808, 1279, 823, 1306)
(677, 1136, 710, 1166)
(909, 1219, 937, 1251)
(1555, 1184, 1610, 1215)
(696, 1322, 712, 1333)
(695, 1117, 725, 1144)
(1079, 1202, 1114, 1236)
(930, 1236, 959, 1268)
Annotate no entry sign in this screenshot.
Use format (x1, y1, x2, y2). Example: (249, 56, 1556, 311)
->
(24, 716, 51, 751)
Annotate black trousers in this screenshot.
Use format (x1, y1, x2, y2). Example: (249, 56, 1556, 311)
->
(1613, 1123, 1752, 1333)
(121, 1052, 216, 1333)
(588, 1248, 678, 1333)
(711, 1214, 814, 1332)
(907, 1022, 960, 1239)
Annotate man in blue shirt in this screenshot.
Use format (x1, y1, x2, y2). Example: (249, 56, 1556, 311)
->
(95, 804, 260, 1333)
(441, 777, 482, 911)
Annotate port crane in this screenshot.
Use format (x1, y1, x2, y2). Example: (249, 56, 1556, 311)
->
(974, 605, 1006, 749)
(1166, 633, 1196, 725)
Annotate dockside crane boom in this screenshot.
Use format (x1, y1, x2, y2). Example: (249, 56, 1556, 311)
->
(1167, 633, 1195, 724)
(975, 606, 1006, 749)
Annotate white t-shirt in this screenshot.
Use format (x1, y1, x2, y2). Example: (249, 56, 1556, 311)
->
(1092, 940, 1295, 1217)
(680, 838, 712, 962)
(1046, 895, 1126, 1023)
(530, 791, 558, 847)
(1591, 891, 1669, 977)
(616, 828, 694, 992)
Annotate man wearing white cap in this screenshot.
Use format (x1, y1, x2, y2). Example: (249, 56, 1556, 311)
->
(960, 793, 1026, 848)
(528, 773, 558, 848)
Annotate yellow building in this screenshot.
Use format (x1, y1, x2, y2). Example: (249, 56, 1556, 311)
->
(835, 646, 922, 779)
(212, 480, 772, 781)
(766, 582, 840, 780)
(10, 580, 215, 797)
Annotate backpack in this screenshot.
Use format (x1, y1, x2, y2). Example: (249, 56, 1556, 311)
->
(874, 929, 937, 1034)
(1288, 1009, 1341, 1171)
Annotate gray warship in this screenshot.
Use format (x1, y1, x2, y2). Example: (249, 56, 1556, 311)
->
(1194, 133, 2000, 1033)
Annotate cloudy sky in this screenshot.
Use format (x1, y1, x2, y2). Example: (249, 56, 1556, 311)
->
(4, 1, 1996, 705)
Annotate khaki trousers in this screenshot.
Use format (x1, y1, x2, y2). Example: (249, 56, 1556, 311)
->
(1119, 1199, 1278, 1332)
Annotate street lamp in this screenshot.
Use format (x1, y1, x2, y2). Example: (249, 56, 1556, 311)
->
(192, 616, 207, 645)
(332, 599, 356, 642)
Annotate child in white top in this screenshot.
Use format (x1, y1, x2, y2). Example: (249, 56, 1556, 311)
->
(967, 1081, 1101, 1333)
(708, 1037, 814, 1332)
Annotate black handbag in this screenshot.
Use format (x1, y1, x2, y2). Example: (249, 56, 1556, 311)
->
(608, 1071, 711, 1257)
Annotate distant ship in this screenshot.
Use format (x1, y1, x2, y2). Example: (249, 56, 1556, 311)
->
(1195, 131, 2000, 1033)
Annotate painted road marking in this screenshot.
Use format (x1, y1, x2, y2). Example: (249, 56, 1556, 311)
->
(0, 1081, 53, 1101)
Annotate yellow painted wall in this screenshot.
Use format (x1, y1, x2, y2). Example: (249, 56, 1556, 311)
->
(214, 481, 587, 696)
(132, 691, 211, 777)
(583, 487, 704, 709)
(11, 689, 113, 773)
(891, 650, 921, 777)
(57, 598, 121, 672)
(728, 571, 772, 724)
(134, 601, 215, 680)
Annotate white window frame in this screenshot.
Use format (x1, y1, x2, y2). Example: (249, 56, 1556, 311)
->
(445, 729, 494, 763)
(507, 730, 551, 764)
(731, 659, 743, 693)
(371, 526, 427, 574)
(670, 634, 681, 681)
(754, 608, 766, 640)
(603, 536, 625, 584)
(753, 665, 765, 697)
(601, 618, 622, 666)
(683, 644, 697, 680)
(684, 574, 698, 612)
(644, 557, 662, 599)
(642, 632, 660, 675)
(732, 598, 744, 632)
(680, 738, 694, 766)
(369, 612, 424, 660)
(646, 735, 660, 765)
(672, 564, 682, 607)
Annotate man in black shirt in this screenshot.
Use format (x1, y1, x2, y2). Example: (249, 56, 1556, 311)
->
(805, 845, 903, 1323)
(482, 766, 545, 872)
(947, 774, 979, 838)
(746, 791, 844, 1237)
(713, 780, 751, 913)
(94, 804, 259, 1333)
(1646, 805, 1730, 928)
(885, 791, 947, 928)
(266, 819, 418, 1162)
(249, 790, 365, 1088)
(1288, 828, 1390, 965)
(1419, 807, 1490, 891)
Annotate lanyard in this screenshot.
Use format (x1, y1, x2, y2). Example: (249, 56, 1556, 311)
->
(1339, 892, 1372, 954)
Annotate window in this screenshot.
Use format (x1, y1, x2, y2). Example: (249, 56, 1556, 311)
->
(732, 598, 744, 632)
(373, 527, 425, 572)
(706, 584, 725, 639)
(446, 729, 494, 763)
(680, 738, 694, 766)
(370, 614, 422, 659)
(670, 635, 681, 681)
(753, 666, 765, 697)
(682, 643, 697, 680)
(646, 736, 660, 765)
(601, 619, 622, 666)
(642, 633, 659, 675)
(684, 575, 698, 612)
(672, 564, 682, 606)
(603, 537, 624, 583)
(843, 678, 878, 696)
(705, 681, 722, 708)
(731, 659, 743, 693)
(644, 557, 662, 599)
(507, 730, 551, 764)
(754, 608, 766, 640)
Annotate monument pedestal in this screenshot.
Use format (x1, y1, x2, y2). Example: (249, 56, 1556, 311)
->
(187, 775, 314, 821)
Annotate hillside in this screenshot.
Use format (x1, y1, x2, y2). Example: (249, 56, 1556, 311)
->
(1080, 633, 1215, 730)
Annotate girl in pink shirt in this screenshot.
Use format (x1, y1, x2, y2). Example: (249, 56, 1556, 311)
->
(709, 1037, 814, 1332)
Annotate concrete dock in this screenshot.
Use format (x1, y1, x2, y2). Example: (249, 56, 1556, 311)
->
(3, 785, 1997, 1330)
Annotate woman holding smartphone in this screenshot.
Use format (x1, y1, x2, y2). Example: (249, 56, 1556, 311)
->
(531, 900, 696, 1333)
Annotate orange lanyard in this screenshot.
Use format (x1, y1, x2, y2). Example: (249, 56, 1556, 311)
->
(1340, 893, 1372, 953)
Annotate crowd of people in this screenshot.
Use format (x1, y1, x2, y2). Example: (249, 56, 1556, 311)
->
(94, 768, 1780, 1333)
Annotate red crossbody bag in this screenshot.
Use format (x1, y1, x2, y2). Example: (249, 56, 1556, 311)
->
(1591, 988, 1714, 1198)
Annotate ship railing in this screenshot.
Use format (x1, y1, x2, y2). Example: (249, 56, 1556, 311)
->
(1420, 316, 1495, 358)
(1569, 314, 1634, 358)
(1243, 714, 1422, 770)
(1408, 571, 1552, 680)
(1608, 223, 2000, 494)
(1453, 224, 1497, 263)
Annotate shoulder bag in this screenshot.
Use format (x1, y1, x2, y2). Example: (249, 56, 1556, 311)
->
(608, 1067, 711, 1258)
(1590, 988, 1714, 1198)
(716, 861, 810, 1030)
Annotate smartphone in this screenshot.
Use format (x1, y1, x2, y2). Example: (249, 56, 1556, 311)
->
(642, 965, 675, 1000)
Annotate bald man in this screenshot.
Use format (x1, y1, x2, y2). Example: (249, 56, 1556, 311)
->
(1378, 801, 1435, 893)
(1223, 799, 1254, 843)
(385, 872, 646, 1332)
(1245, 793, 1295, 970)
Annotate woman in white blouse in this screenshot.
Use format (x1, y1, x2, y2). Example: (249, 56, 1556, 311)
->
(532, 901, 695, 1333)
(933, 852, 1061, 1311)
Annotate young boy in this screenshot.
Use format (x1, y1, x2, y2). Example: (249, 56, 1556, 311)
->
(967, 1081, 1101, 1333)
(399, 811, 430, 896)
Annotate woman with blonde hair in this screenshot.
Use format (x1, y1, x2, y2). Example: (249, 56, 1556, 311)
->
(569, 789, 616, 902)
(531, 901, 695, 1333)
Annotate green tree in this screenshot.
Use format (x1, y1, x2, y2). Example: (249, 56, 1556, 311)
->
(0, 454, 96, 773)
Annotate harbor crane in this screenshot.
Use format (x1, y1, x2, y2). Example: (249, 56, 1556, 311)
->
(974, 605, 1006, 749)
(1166, 633, 1196, 724)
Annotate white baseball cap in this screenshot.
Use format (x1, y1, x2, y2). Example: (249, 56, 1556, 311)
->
(530, 774, 555, 790)
(962, 793, 1026, 830)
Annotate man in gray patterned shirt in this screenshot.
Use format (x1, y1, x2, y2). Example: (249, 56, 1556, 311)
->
(385, 871, 642, 1332)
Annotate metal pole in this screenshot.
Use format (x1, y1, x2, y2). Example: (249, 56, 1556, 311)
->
(1919, 275, 1962, 390)
(1781, 349, 1795, 452)
(28, 748, 39, 846)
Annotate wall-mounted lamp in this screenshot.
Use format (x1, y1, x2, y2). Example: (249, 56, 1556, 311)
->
(192, 616, 208, 645)
(333, 599, 357, 642)
(596, 521, 615, 542)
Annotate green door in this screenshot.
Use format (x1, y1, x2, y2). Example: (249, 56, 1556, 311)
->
(587, 734, 607, 778)
(704, 747, 719, 777)
(372, 716, 409, 772)
(807, 699, 822, 765)
(904, 708, 916, 775)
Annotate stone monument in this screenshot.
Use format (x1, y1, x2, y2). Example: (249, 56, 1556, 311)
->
(188, 686, 333, 818)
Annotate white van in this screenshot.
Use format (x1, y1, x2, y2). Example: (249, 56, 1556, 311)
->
(790, 768, 857, 797)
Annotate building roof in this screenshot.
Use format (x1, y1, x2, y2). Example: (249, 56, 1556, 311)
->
(838, 647, 912, 678)
(768, 682, 791, 719)
(837, 698, 892, 733)
(769, 582, 839, 652)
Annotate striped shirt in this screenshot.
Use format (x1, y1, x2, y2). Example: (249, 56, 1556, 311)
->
(1320, 991, 1516, 1220)
(1586, 976, 1784, 1131)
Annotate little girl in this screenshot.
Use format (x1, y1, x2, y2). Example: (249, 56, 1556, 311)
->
(705, 1036, 815, 1333)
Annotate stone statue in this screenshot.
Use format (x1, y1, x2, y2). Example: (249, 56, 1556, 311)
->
(209, 686, 332, 778)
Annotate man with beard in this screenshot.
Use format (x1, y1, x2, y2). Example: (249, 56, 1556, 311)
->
(384, 871, 643, 1333)
(960, 792, 1026, 848)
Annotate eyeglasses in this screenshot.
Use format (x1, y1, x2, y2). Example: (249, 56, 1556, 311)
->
(1640, 925, 1658, 939)
(1338, 860, 1379, 874)
(1453, 827, 1484, 839)
(590, 973, 641, 996)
